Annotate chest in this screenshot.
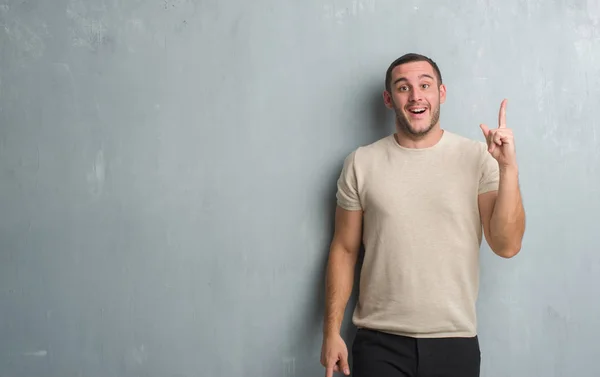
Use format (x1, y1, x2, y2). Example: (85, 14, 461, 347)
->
(359, 156, 480, 219)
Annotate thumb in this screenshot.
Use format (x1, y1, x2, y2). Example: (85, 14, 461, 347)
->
(480, 123, 490, 138)
(339, 353, 350, 375)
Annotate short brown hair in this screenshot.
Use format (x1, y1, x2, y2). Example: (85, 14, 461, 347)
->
(385, 53, 443, 92)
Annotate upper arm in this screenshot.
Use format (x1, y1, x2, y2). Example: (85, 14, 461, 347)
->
(331, 206, 363, 255)
(477, 142, 500, 249)
(478, 142, 499, 195)
(332, 150, 363, 254)
(478, 190, 497, 250)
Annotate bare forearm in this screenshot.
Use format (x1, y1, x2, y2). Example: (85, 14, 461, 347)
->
(323, 246, 357, 335)
(490, 166, 525, 257)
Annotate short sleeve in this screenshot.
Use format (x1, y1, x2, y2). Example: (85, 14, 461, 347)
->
(336, 150, 362, 210)
(479, 144, 499, 194)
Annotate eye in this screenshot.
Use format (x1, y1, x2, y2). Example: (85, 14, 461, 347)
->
(421, 83, 430, 89)
(398, 85, 409, 92)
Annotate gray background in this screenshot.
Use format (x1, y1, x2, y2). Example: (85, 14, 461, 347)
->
(1, 1, 599, 376)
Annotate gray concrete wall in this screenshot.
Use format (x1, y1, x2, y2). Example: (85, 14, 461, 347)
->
(1, 1, 599, 376)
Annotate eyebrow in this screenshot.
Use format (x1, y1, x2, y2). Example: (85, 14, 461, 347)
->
(394, 74, 435, 85)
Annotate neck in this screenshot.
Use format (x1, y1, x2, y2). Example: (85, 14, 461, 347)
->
(394, 124, 444, 149)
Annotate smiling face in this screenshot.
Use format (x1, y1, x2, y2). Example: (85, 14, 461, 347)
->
(383, 60, 446, 138)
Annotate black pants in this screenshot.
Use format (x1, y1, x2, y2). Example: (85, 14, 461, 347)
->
(351, 328, 481, 377)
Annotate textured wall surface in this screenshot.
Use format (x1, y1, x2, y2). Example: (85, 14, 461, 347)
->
(1, 1, 599, 376)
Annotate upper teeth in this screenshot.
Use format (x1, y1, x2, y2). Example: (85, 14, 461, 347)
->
(411, 108, 425, 113)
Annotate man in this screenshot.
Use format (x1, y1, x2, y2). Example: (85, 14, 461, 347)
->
(319, 53, 526, 377)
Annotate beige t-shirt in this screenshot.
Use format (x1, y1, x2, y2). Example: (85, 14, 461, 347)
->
(336, 130, 499, 338)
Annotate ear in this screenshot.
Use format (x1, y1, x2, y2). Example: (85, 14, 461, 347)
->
(439, 84, 447, 104)
(383, 90, 394, 109)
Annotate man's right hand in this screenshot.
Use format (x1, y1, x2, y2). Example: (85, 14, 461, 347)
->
(320, 333, 350, 376)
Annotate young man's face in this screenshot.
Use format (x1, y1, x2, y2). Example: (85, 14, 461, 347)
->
(384, 61, 447, 137)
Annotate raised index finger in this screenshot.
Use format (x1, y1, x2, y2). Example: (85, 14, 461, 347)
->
(498, 98, 507, 129)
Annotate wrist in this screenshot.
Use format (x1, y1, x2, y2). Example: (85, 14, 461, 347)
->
(499, 164, 519, 175)
(323, 325, 341, 337)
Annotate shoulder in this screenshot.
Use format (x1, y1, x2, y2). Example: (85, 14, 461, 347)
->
(353, 135, 394, 165)
(443, 131, 499, 189)
(337, 136, 394, 188)
(443, 130, 487, 153)
(442, 130, 489, 163)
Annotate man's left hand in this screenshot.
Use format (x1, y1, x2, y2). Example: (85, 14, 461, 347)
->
(480, 99, 517, 169)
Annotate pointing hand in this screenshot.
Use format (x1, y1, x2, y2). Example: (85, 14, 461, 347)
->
(480, 99, 517, 169)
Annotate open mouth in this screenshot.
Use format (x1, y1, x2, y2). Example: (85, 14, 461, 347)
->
(407, 107, 427, 115)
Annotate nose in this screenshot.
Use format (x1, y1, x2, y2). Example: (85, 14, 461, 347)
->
(409, 87, 423, 102)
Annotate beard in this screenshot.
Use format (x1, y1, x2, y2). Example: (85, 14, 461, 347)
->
(393, 100, 441, 137)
